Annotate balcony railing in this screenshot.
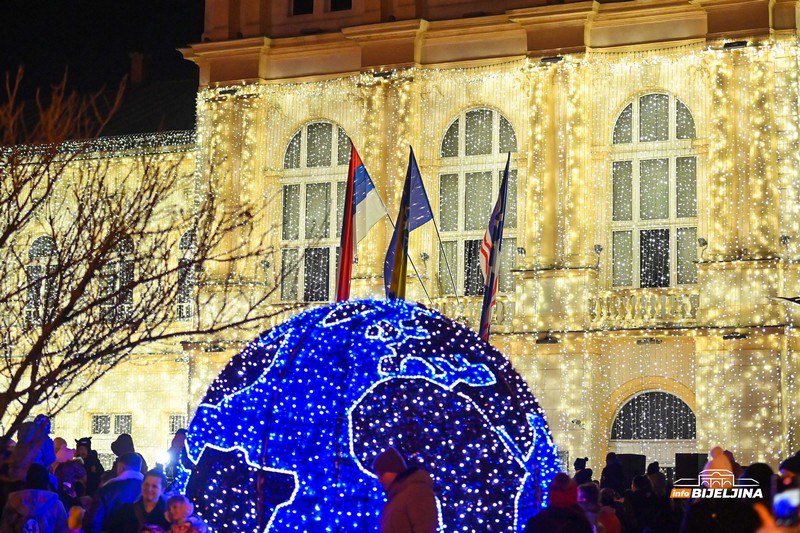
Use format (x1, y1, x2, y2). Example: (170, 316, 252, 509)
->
(432, 294, 515, 332)
(590, 287, 699, 329)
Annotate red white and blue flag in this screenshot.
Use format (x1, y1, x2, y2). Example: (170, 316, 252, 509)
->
(478, 153, 511, 341)
(336, 143, 387, 301)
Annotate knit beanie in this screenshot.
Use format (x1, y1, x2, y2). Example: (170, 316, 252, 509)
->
(372, 447, 407, 476)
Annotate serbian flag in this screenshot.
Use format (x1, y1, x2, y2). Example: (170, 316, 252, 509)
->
(478, 153, 511, 340)
(336, 143, 387, 301)
(384, 147, 434, 300)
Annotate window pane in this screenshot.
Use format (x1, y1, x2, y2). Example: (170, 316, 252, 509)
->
(613, 103, 633, 144)
(464, 240, 483, 296)
(640, 228, 670, 288)
(281, 249, 299, 301)
(676, 157, 697, 218)
(114, 414, 132, 435)
(282, 185, 300, 240)
(439, 241, 457, 295)
(499, 115, 517, 153)
(336, 181, 345, 238)
(92, 415, 111, 435)
(441, 120, 459, 158)
(307, 123, 332, 167)
(506, 170, 518, 230)
(464, 172, 492, 231)
(303, 248, 330, 302)
(284, 131, 301, 169)
(676, 99, 696, 139)
(331, 0, 352, 12)
(337, 128, 350, 166)
(499, 237, 516, 293)
(30, 236, 56, 258)
(439, 174, 459, 232)
(292, 0, 313, 16)
(640, 159, 669, 220)
(677, 227, 698, 284)
(612, 231, 633, 287)
(612, 161, 632, 221)
(465, 109, 492, 156)
(178, 258, 194, 303)
(305, 182, 331, 239)
(639, 94, 669, 142)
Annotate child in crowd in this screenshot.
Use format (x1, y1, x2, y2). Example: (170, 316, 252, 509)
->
(165, 494, 208, 533)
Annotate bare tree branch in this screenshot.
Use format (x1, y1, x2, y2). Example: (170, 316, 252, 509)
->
(0, 70, 295, 435)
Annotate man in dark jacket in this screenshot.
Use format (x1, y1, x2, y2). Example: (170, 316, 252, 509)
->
(372, 447, 438, 533)
(104, 469, 170, 533)
(83, 453, 144, 533)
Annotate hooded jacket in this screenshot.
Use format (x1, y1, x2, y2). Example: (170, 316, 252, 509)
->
(0, 489, 68, 532)
(380, 467, 438, 533)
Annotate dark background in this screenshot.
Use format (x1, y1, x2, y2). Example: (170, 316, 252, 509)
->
(0, 0, 205, 97)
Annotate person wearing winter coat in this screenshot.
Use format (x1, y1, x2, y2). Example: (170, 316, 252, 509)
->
(578, 481, 621, 533)
(0, 463, 68, 533)
(104, 470, 171, 533)
(109, 434, 148, 476)
(75, 437, 105, 497)
(600, 453, 627, 496)
(83, 453, 144, 533)
(524, 473, 592, 533)
(372, 447, 438, 533)
(574, 457, 594, 486)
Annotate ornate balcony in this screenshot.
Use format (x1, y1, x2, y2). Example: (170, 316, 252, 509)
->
(432, 294, 515, 333)
(590, 287, 699, 330)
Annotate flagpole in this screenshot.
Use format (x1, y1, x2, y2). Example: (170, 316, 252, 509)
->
(428, 211, 463, 315)
(384, 213, 433, 306)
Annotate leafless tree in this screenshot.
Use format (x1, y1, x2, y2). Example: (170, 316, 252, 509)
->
(0, 70, 295, 435)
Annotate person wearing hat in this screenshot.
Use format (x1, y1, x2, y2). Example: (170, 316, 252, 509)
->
(110, 433, 149, 476)
(573, 457, 592, 486)
(75, 437, 105, 496)
(371, 447, 438, 533)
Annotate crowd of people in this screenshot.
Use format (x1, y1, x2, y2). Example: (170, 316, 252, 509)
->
(525, 448, 800, 533)
(0, 415, 205, 533)
(5, 413, 800, 533)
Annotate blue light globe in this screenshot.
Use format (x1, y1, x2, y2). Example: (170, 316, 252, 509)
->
(184, 298, 560, 532)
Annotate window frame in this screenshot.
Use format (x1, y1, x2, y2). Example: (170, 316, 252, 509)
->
(437, 108, 518, 297)
(25, 235, 59, 325)
(280, 121, 350, 303)
(609, 93, 698, 289)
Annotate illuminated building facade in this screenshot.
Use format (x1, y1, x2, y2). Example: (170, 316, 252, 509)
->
(41, 0, 800, 474)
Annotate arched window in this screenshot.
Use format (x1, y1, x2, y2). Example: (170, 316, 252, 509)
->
(611, 93, 698, 288)
(611, 391, 696, 440)
(26, 236, 58, 324)
(438, 108, 518, 296)
(102, 235, 134, 322)
(177, 229, 197, 320)
(281, 121, 350, 302)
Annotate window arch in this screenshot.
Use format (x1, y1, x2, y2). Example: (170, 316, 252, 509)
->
(281, 121, 350, 302)
(438, 108, 518, 296)
(177, 229, 197, 321)
(611, 391, 696, 440)
(102, 235, 134, 322)
(611, 93, 698, 288)
(26, 236, 58, 325)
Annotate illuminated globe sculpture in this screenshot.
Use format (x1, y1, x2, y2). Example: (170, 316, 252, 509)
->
(183, 298, 560, 532)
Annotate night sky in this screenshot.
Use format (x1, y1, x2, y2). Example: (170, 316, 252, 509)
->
(0, 0, 205, 97)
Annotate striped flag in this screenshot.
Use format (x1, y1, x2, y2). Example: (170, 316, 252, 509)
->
(384, 147, 434, 300)
(336, 143, 387, 301)
(478, 153, 511, 340)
